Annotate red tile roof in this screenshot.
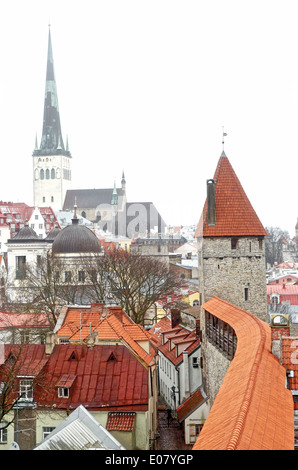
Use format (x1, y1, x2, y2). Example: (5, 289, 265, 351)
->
(195, 152, 267, 238)
(281, 337, 298, 402)
(193, 297, 294, 450)
(0, 311, 50, 329)
(106, 412, 136, 431)
(151, 321, 199, 366)
(34, 344, 149, 412)
(176, 387, 206, 423)
(56, 305, 156, 366)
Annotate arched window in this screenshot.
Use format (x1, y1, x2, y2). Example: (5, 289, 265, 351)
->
(81, 211, 86, 218)
(46, 169, 50, 179)
(51, 168, 55, 179)
(40, 169, 44, 180)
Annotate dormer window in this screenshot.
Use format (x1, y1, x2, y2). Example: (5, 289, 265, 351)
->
(58, 387, 69, 398)
(56, 374, 76, 398)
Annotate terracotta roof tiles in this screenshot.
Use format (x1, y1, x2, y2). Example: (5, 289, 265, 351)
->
(106, 412, 136, 431)
(195, 153, 267, 238)
(193, 297, 294, 450)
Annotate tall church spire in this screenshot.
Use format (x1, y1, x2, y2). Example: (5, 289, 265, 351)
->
(33, 27, 70, 157)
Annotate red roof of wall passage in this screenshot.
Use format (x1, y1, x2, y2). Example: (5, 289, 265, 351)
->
(193, 297, 294, 450)
(195, 152, 267, 238)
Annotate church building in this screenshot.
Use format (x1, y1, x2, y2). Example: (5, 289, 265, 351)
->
(32, 28, 72, 211)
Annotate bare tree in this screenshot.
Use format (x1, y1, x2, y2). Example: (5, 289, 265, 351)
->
(90, 249, 184, 325)
(265, 226, 289, 266)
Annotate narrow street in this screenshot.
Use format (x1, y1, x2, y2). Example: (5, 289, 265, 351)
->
(155, 397, 193, 451)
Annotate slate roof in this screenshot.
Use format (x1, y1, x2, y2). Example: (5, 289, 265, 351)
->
(195, 151, 267, 238)
(63, 188, 125, 210)
(193, 297, 294, 450)
(52, 218, 101, 254)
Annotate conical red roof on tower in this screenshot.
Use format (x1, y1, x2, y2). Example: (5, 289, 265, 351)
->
(195, 151, 267, 238)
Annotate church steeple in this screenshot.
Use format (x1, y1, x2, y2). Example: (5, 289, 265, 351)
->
(33, 27, 70, 157)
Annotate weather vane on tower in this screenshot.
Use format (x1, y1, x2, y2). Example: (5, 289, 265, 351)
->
(222, 127, 227, 151)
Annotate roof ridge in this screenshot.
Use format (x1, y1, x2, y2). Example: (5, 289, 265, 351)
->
(226, 315, 267, 450)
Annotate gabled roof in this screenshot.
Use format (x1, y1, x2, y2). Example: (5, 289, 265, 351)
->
(63, 188, 125, 210)
(267, 284, 298, 296)
(2, 344, 47, 376)
(150, 318, 199, 366)
(34, 344, 149, 411)
(34, 405, 125, 450)
(56, 305, 156, 366)
(193, 297, 294, 450)
(176, 386, 207, 423)
(195, 152, 267, 238)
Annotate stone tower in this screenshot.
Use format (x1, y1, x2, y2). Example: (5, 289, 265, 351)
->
(195, 150, 268, 323)
(33, 28, 72, 210)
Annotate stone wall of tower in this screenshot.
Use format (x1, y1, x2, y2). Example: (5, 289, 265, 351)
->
(33, 154, 72, 210)
(198, 235, 268, 323)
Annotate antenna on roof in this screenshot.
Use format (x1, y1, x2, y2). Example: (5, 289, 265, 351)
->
(222, 126, 227, 151)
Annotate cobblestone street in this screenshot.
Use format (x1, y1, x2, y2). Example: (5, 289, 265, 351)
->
(155, 397, 193, 451)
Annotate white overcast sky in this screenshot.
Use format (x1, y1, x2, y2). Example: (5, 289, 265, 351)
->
(0, 0, 297, 236)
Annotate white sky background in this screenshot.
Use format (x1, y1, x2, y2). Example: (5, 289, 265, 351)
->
(0, 0, 297, 237)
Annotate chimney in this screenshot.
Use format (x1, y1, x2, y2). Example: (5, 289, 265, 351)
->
(45, 331, 57, 355)
(182, 350, 190, 400)
(206, 179, 216, 226)
(171, 308, 181, 329)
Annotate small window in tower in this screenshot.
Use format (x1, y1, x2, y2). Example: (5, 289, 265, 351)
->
(40, 169, 44, 180)
(231, 238, 238, 250)
(51, 196, 54, 202)
(258, 238, 263, 250)
(244, 288, 249, 301)
(43, 197, 46, 203)
(51, 168, 55, 179)
(46, 169, 50, 179)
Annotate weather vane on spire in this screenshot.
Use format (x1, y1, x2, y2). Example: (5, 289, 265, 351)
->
(222, 127, 227, 151)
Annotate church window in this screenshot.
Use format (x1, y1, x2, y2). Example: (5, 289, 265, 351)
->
(81, 211, 86, 218)
(64, 271, 72, 283)
(78, 271, 85, 283)
(46, 169, 50, 179)
(51, 168, 55, 179)
(40, 169, 44, 180)
(43, 197, 46, 203)
(51, 196, 54, 202)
